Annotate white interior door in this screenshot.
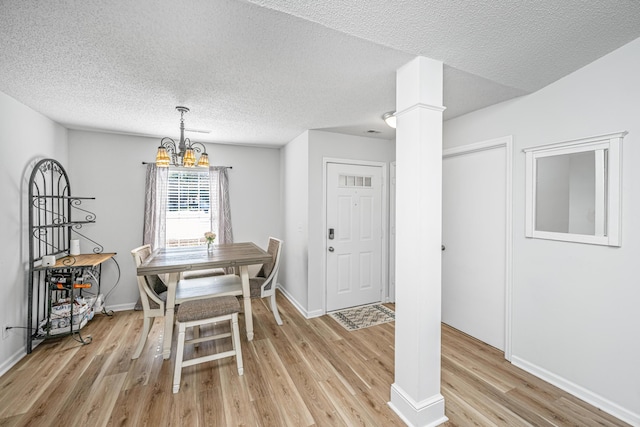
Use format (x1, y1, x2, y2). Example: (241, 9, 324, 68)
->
(442, 143, 508, 351)
(326, 162, 383, 311)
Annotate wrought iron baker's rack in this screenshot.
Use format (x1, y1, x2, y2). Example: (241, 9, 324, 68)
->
(27, 158, 107, 353)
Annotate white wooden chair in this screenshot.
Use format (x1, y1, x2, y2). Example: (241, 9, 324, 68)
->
(130, 245, 167, 359)
(249, 237, 283, 325)
(173, 296, 243, 393)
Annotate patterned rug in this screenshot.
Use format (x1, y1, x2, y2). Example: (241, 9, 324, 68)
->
(328, 304, 395, 331)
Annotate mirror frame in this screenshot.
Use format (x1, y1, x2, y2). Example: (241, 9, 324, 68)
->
(524, 131, 627, 246)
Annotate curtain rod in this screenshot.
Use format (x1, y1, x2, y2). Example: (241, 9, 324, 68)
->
(141, 162, 232, 169)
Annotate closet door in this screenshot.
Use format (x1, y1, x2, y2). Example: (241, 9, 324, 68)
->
(442, 142, 509, 351)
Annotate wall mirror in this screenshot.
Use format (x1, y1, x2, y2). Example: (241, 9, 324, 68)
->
(524, 131, 627, 246)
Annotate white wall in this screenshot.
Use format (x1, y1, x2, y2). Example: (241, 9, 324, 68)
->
(279, 131, 310, 312)
(307, 130, 395, 315)
(67, 130, 281, 310)
(0, 91, 68, 375)
(444, 37, 640, 424)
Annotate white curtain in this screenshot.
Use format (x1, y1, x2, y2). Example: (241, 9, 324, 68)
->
(143, 164, 233, 248)
(209, 166, 234, 244)
(142, 164, 168, 249)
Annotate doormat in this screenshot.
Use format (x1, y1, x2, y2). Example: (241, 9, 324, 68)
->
(328, 304, 395, 331)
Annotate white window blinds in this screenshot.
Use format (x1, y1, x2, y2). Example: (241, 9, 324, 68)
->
(165, 169, 210, 247)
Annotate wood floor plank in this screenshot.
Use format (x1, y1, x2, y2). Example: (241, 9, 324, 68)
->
(554, 396, 630, 427)
(73, 372, 127, 427)
(442, 354, 557, 427)
(318, 376, 380, 426)
(241, 340, 275, 402)
(122, 318, 165, 390)
(441, 360, 536, 426)
(250, 339, 314, 426)
(0, 293, 631, 427)
(285, 361, 343, 426)
(170, 365, 199, 426)
(197, 388, 226, 426)
(0, 341, 76, 419)
(218, 357, 253, 426)
(106, 386, 147, 426)
(0, 415, 20, 427)
(442, 387, 505, 427)
(442, 325, 521, 393)
(251, 396, 287, 427)
(280, 306, 341, 381)
(506, 386, 600, 427)
(13, 347, 105, 427)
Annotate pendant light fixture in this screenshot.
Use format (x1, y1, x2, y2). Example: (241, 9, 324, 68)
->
(156, 106, 209, 168)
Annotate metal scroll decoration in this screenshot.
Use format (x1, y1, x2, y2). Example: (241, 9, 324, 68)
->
(29, 159, 71, 258)
(28, 158, 103, 260)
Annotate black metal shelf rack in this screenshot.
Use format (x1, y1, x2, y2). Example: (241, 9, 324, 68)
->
(27, 158, 108, 354)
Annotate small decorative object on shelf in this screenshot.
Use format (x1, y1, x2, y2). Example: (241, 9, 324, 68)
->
(205, 231, 216, 253)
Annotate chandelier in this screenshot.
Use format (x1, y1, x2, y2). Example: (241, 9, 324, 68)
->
(155, 106, 209, 168)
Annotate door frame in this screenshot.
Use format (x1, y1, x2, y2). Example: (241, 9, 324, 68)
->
(389, 161, 396, 303)
(442, 136, 513, 360)
(322, 157, 389, 314)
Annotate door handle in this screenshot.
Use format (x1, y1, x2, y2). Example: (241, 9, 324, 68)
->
(441, 245, 446, 251)
(328, 246, 334, 252)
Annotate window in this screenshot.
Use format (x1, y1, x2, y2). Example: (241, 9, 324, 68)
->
(166, 169, 211, 247)
(339, 174, 373, 188)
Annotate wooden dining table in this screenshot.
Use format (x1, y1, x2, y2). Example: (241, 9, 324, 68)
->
(136, 242, 272, 360)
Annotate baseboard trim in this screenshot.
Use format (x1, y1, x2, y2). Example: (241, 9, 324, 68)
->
(306, 308, 324, 318)
(388, 383, 448, 427)
(104, 302, 136, 312)
(0, 347, 26, 378)
(511, 355, 639, 426)
(277, 286, 323, 319)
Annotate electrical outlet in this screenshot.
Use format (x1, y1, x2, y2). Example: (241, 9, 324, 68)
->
(2, 324, 9, 340)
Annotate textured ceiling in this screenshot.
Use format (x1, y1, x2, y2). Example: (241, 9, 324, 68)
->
(0, 0, 639, 146)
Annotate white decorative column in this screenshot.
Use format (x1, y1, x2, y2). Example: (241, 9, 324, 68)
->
(389, 56, 447, 426)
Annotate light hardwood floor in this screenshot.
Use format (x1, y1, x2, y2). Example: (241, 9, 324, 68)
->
(0, 294, 629, 427)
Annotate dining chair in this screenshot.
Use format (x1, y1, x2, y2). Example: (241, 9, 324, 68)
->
(173, 295, 243, 393)
(249, 237, 283, 325)
(130, 245, 168, 359)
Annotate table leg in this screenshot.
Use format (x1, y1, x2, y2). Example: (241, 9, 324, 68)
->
(163, 272, 179, 359)
(240, 266, 253, 340)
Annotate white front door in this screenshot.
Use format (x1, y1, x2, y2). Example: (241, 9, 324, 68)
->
(326, 162, 383, 312)
(442, 141, 510, 352)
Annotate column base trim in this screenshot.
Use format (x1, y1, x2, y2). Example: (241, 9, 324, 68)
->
(388, 383, 448, 427)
